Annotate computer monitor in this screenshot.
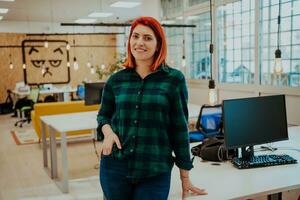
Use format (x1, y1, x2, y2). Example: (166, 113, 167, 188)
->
(223, 95, 288, 159)
(84, 82, 105, 105)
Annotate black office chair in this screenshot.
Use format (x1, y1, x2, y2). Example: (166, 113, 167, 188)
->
(14, 87, 39, 127)
(0, 90, 14, 114)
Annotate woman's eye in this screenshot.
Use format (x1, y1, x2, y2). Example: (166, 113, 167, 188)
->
(31, 60, 45, 68)
(48, 60, 62, 67)
(144, 36, 152, 41)
(132, 34, 139, 39)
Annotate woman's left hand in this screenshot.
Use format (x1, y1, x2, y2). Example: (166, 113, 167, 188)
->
(181, 177, 207, 199)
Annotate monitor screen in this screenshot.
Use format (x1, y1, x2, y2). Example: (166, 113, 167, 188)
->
(223, 95, 288, 150)
(84, 82, 105, 105)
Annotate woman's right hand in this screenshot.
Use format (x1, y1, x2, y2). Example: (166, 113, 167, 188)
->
(101, 132, 122, 155)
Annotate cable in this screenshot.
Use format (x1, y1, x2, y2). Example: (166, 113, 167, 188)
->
(260, 145, 278, 152)
(209, 0, 213, 80)
(277, 0, 281, 50)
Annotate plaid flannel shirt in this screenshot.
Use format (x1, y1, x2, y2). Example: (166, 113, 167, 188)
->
(97, 64, 193, 178)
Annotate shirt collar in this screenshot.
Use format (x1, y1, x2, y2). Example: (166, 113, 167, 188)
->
(127, 63, 170, 74)
(157, 63, 170, 73)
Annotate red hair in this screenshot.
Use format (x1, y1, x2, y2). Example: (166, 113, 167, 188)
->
(123, 16, 167, 71)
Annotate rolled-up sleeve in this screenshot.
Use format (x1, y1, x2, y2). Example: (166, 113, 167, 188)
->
(169, 74, 193, 170)
(96, 78, 115, 140)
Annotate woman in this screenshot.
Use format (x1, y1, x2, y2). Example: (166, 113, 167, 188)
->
(97, 16, 207, 200)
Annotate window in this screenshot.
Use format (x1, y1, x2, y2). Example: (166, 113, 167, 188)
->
(188, 0, 209, 7)
(161, 0, 183, 17)
(217, 0, 255, 84)
(260, 0, 300, 87)
(165, 25, 184, 70)
(162, 0, 299, 88)
(186, 13, 211, 79)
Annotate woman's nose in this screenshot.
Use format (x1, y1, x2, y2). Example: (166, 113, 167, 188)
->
(136, 38, 144, 46)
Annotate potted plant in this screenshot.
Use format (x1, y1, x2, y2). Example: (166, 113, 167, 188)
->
(96, 53, 125, 80)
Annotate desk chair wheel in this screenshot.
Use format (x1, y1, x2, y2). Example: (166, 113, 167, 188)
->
(14, 121, 22, 127)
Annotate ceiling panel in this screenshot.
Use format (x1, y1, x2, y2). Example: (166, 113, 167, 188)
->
(0, 0, 147, 23)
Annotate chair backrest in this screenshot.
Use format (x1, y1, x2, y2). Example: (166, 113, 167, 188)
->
(28, 87, 40, 103)
(196, 104, 223, 137)
(77, 85, 85, 100)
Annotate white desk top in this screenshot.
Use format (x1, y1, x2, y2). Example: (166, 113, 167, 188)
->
(39, 87, 77, 94)
(12, 87, 77, 96)
(40, 104, 201, 133)
(169, 126, 300, 200)
(40, 111, 98, 132)
(40, 107, 300, 199)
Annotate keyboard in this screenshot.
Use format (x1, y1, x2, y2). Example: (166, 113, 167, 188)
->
(232, 154, 297, 169)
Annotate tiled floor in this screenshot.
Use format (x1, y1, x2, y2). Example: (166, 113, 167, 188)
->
(0, 114, 103, 200)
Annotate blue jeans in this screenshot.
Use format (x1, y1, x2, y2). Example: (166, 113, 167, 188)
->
(100, 155, 171, 200)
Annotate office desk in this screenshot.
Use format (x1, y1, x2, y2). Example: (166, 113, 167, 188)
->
(40, 111, 98, 193)
(12, 87, 77, 102)
(169, 126, 300, 200)
(40, 104, 201, 193)
(39, 87, 77, 101)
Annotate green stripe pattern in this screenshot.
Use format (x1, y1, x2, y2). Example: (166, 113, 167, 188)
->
(97, 64, 193, 178)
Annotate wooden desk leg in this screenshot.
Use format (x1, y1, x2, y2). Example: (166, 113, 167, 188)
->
(60, 131, 69, 193)
(41, 121, 48, 168)
(49, 126, 58, 179)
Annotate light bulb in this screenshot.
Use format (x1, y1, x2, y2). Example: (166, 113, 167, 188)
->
(181, 56, 186, 68)
(73, 61, 79, 70)
(44, 41, 49, 48)
(274, 49, 283, 75)
(101, 64, 106, 70)
(90, 67, 95, 74)
(41, 67, 45, 75)
(73, 57, 79, 70)
(274, 58, 283, 74)
(208, 89, 218, 106)
(9, 62, 13, 69)
(73, 62, 79, 70)
(66, 42, 70, 50)
(87, 61, 91, 68)
(22, 63, 26, 69)
(67, 62, 70, 67)
(208, 79, 218, 106)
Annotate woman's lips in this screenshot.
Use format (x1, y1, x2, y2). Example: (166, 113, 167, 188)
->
(134, 48, 146, 52)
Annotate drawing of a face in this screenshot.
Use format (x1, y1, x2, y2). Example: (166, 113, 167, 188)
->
(23, 40, 70, 85)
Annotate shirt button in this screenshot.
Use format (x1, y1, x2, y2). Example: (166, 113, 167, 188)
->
(134, 120, 138, 124)
(130, 149, 134, 153)
(132, 135, 136, 139)
(135, 105, 139, 109)
(138, 91, 141, 95)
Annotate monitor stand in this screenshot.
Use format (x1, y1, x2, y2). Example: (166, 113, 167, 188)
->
(240, 146, 254, 160)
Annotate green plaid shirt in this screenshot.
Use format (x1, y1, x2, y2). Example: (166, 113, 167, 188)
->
(97, 64, 193, 178)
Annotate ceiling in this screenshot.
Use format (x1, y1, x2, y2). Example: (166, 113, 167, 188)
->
(0, 0, 152, 23)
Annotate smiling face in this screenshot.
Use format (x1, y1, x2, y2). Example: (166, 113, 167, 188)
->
(23, 40, 70, 85)
(130, 24, 158, 66)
